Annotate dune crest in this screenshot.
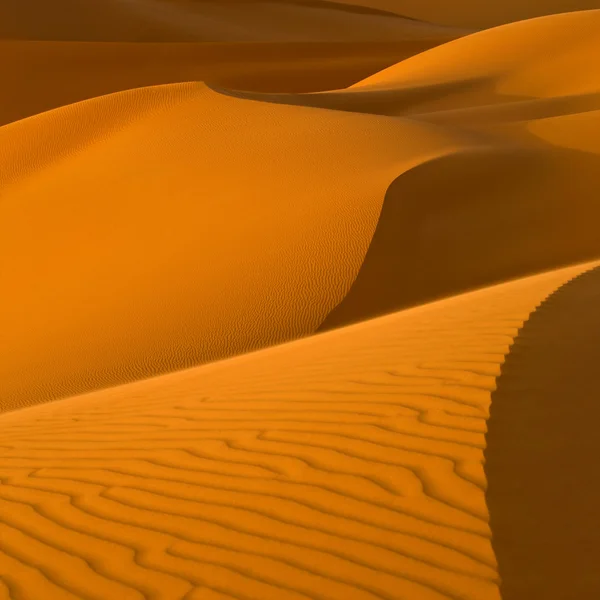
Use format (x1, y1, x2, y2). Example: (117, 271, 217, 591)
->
(4, 10, 600, 407)
(0, 262, 596, 599)
(1, 81, 475, 409)
(329, 0, 600, 28)
(486, 264, 600, 598)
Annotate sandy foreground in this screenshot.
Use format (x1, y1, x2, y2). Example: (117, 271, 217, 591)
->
(1, 1, 600, 598)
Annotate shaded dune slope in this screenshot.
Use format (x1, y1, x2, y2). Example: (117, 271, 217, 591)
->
(0, 81, 472, 409)
(3, 10, 600, 406)
(328, 0, 600, 28)
(225, 10, 600, 119)
(485, 264, 600, 599)
(212, 11, 600, 329)
(0, 262, 596, 599)
(319, 132, 600, 329)
(0, 37, 459, 128)
(0, 0, 453, 42)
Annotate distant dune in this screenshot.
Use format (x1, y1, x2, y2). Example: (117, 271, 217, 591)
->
(0, 38, 459, 127)
(0, 0, 457, 42)
(1, 1, 600, 598)
(329, 0, 600, 28)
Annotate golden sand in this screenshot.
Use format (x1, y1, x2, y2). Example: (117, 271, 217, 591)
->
(1, 1, 600, 598)
(0, 262, 596, 599)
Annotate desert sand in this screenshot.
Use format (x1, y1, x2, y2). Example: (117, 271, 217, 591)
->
(1, 1, 600, 598)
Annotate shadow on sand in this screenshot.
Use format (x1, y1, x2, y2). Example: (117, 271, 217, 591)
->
(485, 265, 600, 599)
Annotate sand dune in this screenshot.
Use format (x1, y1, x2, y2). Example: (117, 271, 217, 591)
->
(0, 0, 454, 42)
(0, 37, 458, 127)
(0, 262, 595, 599)
(0, 80, 475, 409)
(2, 2, 600, 598)
(193, 11, 600, 331)
(3, 10, 600, 407)
(486, 263, 600, 599)
(329, 0, 600, 28)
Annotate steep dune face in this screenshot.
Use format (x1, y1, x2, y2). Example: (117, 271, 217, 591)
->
(0, 262, 595, 599)
(0, 81, 471, 410)
(486, 264, 600, 599)
(210, 11, 600, 329)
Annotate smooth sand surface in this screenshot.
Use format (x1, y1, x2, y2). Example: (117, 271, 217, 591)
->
(0, 80, 477, 409)
(0, 38, 459, 127)
(329, 0, 600, 28)
(0, 0, 455, 42)
(2, 1, 600, 598)
(0, 262, 596, 599)
(486, 264, 600, 599)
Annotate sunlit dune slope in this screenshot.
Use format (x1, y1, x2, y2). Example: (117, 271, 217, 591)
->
(0, 81, 477, 410)
(330, 0, 600, 28)
(248, 10, 600, 116)
(353, 10, 600, 103)
(4, 9, 600, 406)
(0, 0, 454, 42)
(0, 261, 596, 599)
(0, 37, 459, 127)
(208, 11, 600, 330)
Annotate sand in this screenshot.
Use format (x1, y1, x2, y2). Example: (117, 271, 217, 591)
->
(0, 262, 596, 599)
(1, 1, 600, 598)
(329, 0, 600, 28)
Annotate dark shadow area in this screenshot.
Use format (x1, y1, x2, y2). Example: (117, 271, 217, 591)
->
(317, 144, 600, 332)
(485, 265, 600, 599)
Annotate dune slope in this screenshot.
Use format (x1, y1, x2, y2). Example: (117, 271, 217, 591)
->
(214, 11, 600, 329)
(330, 0, 600, 28)
(0, 0, 452, 42)
(0, 81, 477, 410)
(485, 265, 600, 599)
(0, 261, 596, 599)
(4, 10, 600, 406)
(0, 37, 459, 128)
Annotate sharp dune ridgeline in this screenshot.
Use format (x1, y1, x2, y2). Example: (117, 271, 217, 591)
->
(1, 1, 599, 598)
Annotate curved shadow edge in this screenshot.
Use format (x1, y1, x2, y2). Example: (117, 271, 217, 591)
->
(485, 264, 600, 599)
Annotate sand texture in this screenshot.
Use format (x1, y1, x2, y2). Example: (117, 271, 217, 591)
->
(2, 1, 600, 598)
(0, 262, 596, 599)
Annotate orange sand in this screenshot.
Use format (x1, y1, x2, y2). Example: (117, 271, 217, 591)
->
(0, 262, 596, 599)
(1, 1, 600, 598)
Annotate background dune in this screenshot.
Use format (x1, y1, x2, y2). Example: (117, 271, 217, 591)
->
(0, 262, 595, 599)
(329, 0, 600, 28)
(3, 9, 600, 408)
(210, 11, 600, 330)
(0, 37, 458, 127)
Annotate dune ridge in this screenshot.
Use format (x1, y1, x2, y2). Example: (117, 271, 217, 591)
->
(3, 10, 600, 408)
(0, 39, 461, 127)
(0, 261, 597, 599)
(485, 263, 600, 598)
(1, 78, 481, 409)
